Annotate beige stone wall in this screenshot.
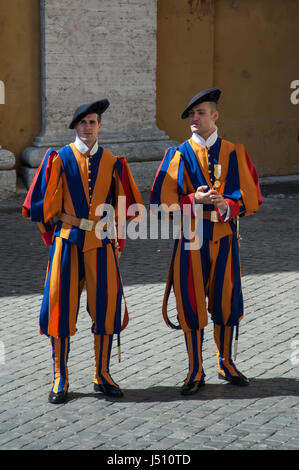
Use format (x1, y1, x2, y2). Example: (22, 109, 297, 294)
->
(39, 0, 159, 140)
(0, 0, 41, 170)
(157, 0, 299, 176)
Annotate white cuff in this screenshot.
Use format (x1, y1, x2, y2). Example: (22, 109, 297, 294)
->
(192, 196, 197, 216)
(219, 203, 231, 222)
(193, 198, 231, 221)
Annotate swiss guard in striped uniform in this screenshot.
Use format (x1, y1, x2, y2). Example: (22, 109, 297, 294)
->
(150, 88, 262, 395)
(23, 99, 143, 403)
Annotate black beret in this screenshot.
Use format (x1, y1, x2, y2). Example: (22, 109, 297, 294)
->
(181, 88, 221, 119)
(69, 99, 110, 129)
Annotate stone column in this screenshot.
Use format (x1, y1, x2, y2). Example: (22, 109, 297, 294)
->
(0, 81, 16, 199)
(20, 0, 176, 191)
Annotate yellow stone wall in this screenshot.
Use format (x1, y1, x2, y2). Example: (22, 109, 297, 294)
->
(157, 0, 299, 175)
(0, 0, 41, 170)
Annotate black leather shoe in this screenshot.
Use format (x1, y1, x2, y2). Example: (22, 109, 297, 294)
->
(181, 379, 205, 396)
(48, 390, 68, 404)
(218, 372, 249, 386)
(94, 383, 124, 398)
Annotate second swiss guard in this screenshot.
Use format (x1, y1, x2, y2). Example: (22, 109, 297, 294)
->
(150, 88, 262, 395)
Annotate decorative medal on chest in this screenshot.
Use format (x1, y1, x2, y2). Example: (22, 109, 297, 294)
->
(213, 164, 221, 189)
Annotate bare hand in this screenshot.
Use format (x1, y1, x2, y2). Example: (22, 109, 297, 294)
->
(209, 191, 228, 212)
(194, 186, 210, 204)
(195, 186, 228, 212)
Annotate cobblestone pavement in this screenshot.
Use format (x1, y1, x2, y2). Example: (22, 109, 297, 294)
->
(0, 187, 298, 452)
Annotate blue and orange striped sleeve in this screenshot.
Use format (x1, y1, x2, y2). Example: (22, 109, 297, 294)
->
(150, 147, 187, 212)
(225, 144, 262, 218)
(112, 156, 143, 251)
(22, 148, 63, 245)
(218, 145, 262, 223)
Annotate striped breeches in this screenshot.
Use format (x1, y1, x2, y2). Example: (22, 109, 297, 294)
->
(40, 237, 124, 338)
(166, 234, 243, 330)
(184, 325, 242, 384)
(50, 334, 117, 392)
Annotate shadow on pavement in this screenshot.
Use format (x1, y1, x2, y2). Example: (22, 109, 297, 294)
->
(66, 377, 299, 403)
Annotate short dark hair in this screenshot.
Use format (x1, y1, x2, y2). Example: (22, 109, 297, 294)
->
(208, 101, 217, 112)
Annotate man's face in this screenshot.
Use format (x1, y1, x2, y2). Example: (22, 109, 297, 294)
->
(75, 113, 102, 148)
(188, 102, 218, 138)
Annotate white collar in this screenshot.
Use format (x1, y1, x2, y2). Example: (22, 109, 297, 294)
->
(74, 134, 98, 156)
(191, 125, 218, 148)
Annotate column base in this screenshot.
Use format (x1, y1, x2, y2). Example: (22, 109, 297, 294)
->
(0, 146, 16, 199)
